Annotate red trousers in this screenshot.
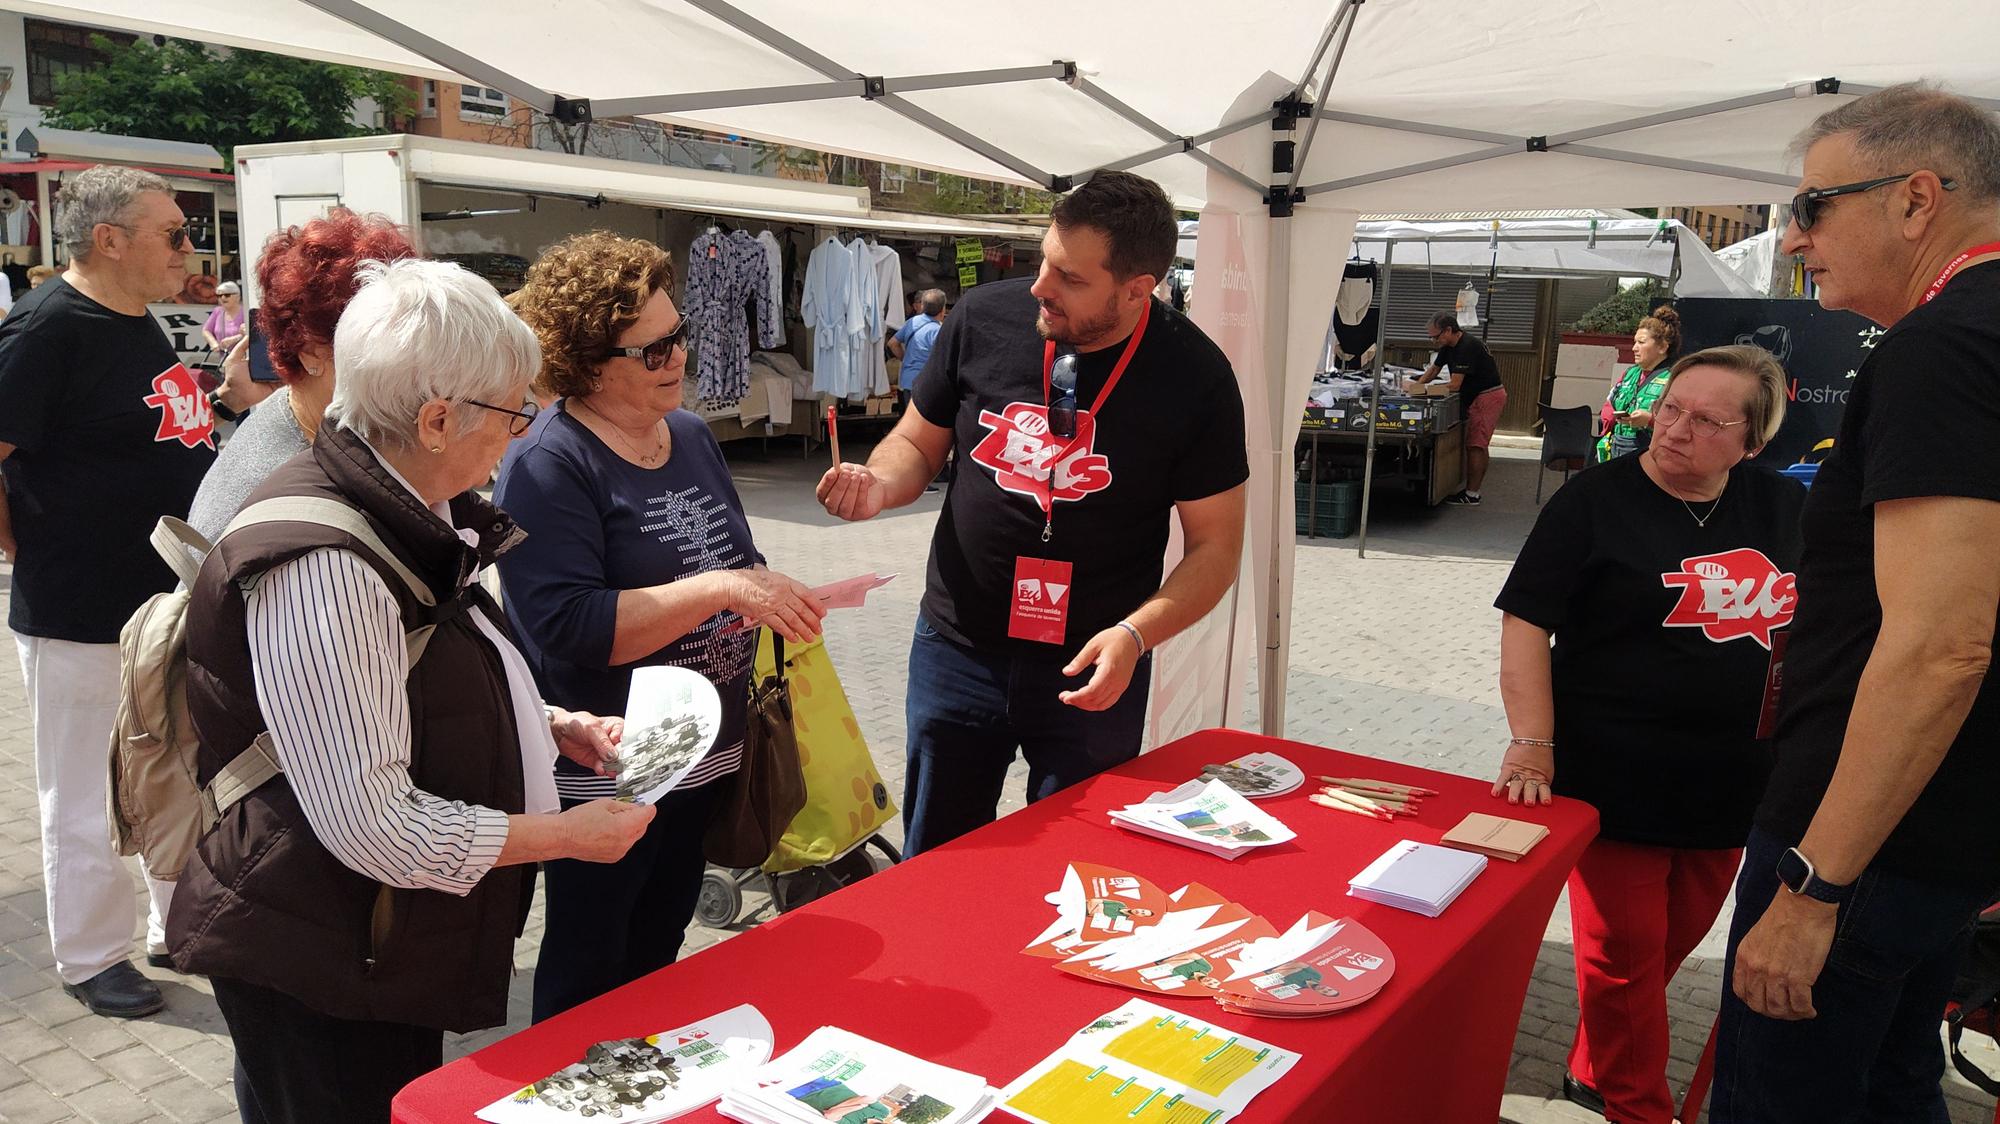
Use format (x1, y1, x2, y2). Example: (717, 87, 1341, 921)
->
(1567, 837, 1741, 1124)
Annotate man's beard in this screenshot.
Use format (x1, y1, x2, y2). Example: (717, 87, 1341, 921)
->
(1036, 295, 1123, 347)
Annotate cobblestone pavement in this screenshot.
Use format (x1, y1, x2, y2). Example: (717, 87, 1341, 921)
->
(1, 439, 1994, 1123)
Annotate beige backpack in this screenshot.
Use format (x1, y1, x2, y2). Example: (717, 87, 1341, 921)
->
(108, 496, 439, 881)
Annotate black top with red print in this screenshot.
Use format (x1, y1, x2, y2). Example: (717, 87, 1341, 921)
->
(1758, 261, 2000, 889)
(0, 277, 216, 642)
(912, 278, 1248, 656)
(1496, 455, 1805, 849)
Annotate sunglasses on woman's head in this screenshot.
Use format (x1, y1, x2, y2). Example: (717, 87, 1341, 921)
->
(1049, 353, 1080, 439)
(605, 316, 696, 370)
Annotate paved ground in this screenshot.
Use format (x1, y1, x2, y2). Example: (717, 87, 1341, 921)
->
(1, 439, 1995, 1123)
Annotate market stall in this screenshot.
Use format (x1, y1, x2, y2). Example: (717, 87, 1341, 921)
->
(391, 729, 1597, 1124)
(232, 134, 1043, 445)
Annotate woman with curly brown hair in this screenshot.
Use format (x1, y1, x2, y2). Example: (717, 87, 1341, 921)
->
(496, 231, 824, 1021)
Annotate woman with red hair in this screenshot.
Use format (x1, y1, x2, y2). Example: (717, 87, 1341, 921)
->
(187, 209, 417, 543)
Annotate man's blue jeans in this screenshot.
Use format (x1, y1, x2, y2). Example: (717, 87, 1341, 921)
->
(901, 614, 1151, 857)
(1712, 827, 1994, 1123)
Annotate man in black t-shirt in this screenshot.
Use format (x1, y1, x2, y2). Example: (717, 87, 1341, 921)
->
(0, 166, 214, 1019)
(817, 172, 1248, 855)
(1415, 312, 1507, 505)
(1711, 86, 2000, 1123)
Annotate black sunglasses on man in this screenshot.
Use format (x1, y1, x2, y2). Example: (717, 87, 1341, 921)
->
(1790, 172, 1957, 232)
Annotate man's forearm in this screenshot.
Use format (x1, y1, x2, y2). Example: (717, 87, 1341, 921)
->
(0, 485, 14, 559)
(864, 432, 942, 510)
(1124, 538, 1238, 652)
(1796, 628, 1990, 884)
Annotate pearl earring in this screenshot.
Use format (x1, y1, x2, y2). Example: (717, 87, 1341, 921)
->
(431, 446, 443, 454)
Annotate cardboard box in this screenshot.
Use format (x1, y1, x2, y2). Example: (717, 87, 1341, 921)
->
(1549, 375, 1612, 411)
(1300, 405, 1347, 430)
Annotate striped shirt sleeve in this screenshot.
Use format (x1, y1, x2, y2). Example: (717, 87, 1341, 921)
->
(244, 547, 511, 894)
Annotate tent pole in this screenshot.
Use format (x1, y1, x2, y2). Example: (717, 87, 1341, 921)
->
(1189, 150, 1269, 199)
(1544, 85, 1817, 146)
(1358, 239, 1394, 558)
(1260, 188, 1297, 737)
(1290, 0, 1357, 104)
(1554, 144, 1796, 187)
(1300, 145, 1515, 196)
(1287, 0, 1361, 194)
(294, 0, 558, 113)
(1315, 110, 1517, 146)
(1069, 110, 1278, 182)
(686, 0, 1059, 188)
(595, 63, 1073, 117)
(1073, 78, 1178, 143)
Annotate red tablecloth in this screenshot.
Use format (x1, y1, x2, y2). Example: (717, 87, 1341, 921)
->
(394, 729, 1596, 1124)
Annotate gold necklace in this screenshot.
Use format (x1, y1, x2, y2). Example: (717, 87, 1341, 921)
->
(574, 397, 668, 466)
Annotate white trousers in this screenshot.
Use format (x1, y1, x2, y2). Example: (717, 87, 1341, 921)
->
(12, 632, 174, 984)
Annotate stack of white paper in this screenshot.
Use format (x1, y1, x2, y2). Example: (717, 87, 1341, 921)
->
(1108, 779, 1297, 860)
(718, 1026, 998, 1124)
(477, 1005, 773, 1124)
(1347, 840, 1487, 918)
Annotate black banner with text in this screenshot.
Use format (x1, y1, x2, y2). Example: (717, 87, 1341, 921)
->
(1675, 297, 1881, 468)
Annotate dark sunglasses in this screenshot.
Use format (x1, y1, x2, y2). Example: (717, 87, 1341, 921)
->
(113, 222, 195, 250)
(1050, 353, 1080, 439)
(467, 396, 541, 436)
(605, 316, 696, 370)
(1790, 172, 1956, 232)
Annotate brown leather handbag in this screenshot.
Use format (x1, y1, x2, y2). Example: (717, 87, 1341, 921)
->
(703, 631, 807, 868)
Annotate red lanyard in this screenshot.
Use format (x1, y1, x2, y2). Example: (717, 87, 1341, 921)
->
(1922, 242, 2000, 304)
(1035, 300, 1151, 540)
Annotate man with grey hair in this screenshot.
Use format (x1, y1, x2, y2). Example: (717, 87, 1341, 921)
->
(0, 165, 214, 1018)
(1715, 83, 2000, 1120)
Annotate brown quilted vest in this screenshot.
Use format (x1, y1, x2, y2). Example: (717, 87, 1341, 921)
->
(165, 423, 535, 1032)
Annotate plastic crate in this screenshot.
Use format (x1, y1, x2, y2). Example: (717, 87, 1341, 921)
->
(1295, 480, 1360, 537)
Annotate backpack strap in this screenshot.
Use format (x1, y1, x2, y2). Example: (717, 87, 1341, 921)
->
(150, 516, 212, 589)
(207, 495, 449, 819)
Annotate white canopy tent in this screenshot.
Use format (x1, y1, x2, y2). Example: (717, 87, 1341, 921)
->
(1348, 217, 1759, 295)
(31, 0, 1999, 737)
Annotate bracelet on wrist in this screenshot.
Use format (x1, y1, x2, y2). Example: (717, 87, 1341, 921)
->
(1509, 736, 1555, 748)
(1115, 619, 1148, 655)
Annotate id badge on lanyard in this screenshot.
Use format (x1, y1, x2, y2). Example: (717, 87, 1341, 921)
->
(1009, 302, 1149, 644)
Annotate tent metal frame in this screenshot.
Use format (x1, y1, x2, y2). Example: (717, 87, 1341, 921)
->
(277, 0, 1926, 736)
(298, 0, 1862, 206)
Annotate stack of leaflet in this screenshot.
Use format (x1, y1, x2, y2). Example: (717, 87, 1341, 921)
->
(1108, 778, 1296, 860)
(718, 1026, 998, 1124)
(477, 1005, 773, 1124)
(1001, 999, 1299, 1123)
(1196, 752, 1304, 800)
(1347, 840, 1488, 918)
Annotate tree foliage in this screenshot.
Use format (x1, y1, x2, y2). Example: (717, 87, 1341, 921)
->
(1569, 279, 1670, 334)
(43, 37, 413, 162)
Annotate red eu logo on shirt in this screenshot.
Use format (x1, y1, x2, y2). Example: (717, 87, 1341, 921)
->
(141, 362, 216, 450)
(1660, 547, 1798, 650)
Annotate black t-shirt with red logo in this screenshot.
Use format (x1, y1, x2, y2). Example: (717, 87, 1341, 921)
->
(1496, 455, 1805, 849)
(912, 278, 1248, 656)
(1758, 262, 2000, 889)
(0, 277, 216, 643)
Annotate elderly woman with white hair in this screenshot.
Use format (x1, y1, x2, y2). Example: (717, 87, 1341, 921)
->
(165, 258, 655, 1124)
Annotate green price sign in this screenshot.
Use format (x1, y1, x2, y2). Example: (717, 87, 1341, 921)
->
(958, 263, 979, 288)
(955, 239, 984, 264)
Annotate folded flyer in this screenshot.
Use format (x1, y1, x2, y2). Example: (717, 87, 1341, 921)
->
(1027, 864, 1396, 1019)
(1001, 998, 1300, 1124)
(1023, 863, 1176, 959)
(476, 1004, 773, 1124)
(718, 1026, 997, 1124)
(1109, 779, 1297, 859)
(613, 665, 724, 804)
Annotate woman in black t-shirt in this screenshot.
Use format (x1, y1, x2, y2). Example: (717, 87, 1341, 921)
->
(1491, 346, 1806, 1124)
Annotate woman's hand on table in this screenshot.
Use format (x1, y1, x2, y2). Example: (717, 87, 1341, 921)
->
(557, 798, 655, 862)
(723, 566, 825, 644)
(550, 707, 622, 776)
(1492, 741, 1555, 805)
